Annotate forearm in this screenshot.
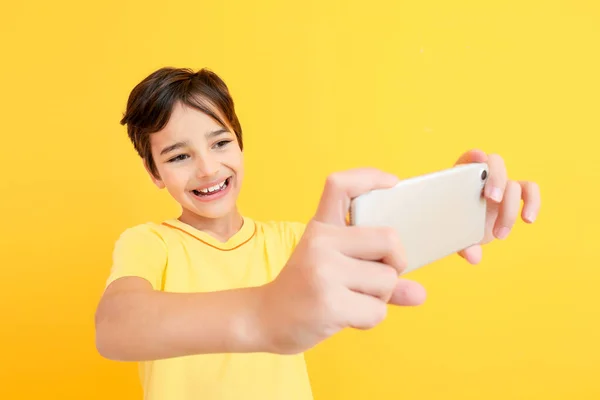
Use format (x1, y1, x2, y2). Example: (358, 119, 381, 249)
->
(95, 281, 267, 361)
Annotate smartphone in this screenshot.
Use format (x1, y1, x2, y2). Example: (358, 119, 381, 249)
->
(349, 162, 489, 275)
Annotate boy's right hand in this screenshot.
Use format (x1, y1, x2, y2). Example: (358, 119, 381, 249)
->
(258, 168, 427, 355)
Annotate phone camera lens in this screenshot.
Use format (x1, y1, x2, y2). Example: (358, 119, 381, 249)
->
(481, 170, 487, 180)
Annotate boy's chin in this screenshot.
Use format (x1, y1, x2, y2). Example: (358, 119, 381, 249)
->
(182, 203, 238, 221)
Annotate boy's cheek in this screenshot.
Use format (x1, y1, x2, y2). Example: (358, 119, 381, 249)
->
(161, 171, 188, 187)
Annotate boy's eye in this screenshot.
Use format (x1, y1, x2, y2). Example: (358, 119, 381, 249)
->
(214, 140, 232, 149)
(168, 154, 189, 163)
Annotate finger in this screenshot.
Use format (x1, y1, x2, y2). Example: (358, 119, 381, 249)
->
(313, 168, 399, 226)
(483, 154, 508, 203)
(340, 258, 399, 302)
(344, 292, 389, 330)
(388, 278, 427, 306)
(493, 180, 522, 240)
(334, 224, 407, 275)
(454, 148, 488, 165)
(458, 244, 483, 264)
(519, 180, 541, 223)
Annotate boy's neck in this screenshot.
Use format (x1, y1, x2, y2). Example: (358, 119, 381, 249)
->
(178, 208, 245, 243)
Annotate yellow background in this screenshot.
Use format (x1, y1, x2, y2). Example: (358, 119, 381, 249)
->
(1, 0, 598, 399)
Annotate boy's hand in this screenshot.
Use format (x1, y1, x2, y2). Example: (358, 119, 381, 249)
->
(454, 149, 541, 264)
(258, 168, 426, 355)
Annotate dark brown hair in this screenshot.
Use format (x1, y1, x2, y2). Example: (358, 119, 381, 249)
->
(120, 67, 243, 178)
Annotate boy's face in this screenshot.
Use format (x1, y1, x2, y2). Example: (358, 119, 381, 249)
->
(146, 102, 244, 222)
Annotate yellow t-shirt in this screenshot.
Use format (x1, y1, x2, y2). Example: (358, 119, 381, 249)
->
(106, 216, 313, 400)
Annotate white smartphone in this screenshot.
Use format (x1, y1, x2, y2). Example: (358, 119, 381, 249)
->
(349, 162, 489, 275)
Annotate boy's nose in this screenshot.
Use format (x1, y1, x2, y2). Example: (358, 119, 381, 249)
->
(194, 156, 220, 178)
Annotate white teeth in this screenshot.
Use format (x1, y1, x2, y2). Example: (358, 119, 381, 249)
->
(199, 179, 227, 194)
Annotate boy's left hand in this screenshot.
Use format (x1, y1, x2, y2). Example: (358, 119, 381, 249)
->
(454, 149, 541, 264)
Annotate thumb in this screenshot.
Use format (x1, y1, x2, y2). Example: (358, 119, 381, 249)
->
(313, 168, 399, 226)
(454, 149, 488, 166)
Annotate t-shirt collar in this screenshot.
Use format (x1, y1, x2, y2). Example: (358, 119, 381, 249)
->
(162, 216, 256, 251)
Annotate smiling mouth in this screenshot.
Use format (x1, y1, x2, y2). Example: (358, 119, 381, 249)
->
(191, 177, 231, 197)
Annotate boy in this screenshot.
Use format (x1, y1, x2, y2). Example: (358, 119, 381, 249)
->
(95, 67, 541, 400)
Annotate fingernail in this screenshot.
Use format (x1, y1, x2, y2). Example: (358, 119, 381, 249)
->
(496, 227, 510, 239)
(490, 187, 503, 202)
(525, 213, 536, 223)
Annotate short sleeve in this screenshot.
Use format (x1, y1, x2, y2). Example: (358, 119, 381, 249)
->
(106, 224, 168, 290)
(283, 221, 306, 256)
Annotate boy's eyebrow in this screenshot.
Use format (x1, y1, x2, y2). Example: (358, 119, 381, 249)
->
(205, 128, 229, 138)
(160, 141, 188, 156)
(159, 129, 230, 156)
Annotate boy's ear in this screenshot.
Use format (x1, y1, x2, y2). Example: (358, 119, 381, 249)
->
(143, 159, 165, 189)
